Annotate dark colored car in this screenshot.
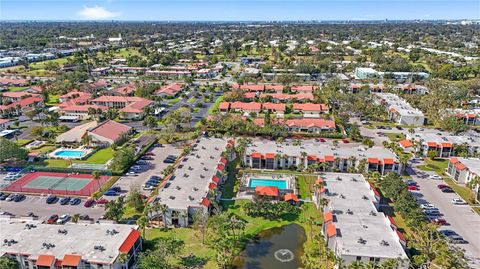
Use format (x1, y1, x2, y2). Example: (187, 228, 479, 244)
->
(69, 198, 81, 205)
(59, 197, 71, 205)
(79, 214, 91, 220)
(441, 188, 454, 193)
(104, 190, 119, 196)
(47, 214, 59, 224)
(84, 199, 95, 207)
(0, 193, 8, 200)
(46, 195, 58, 204)
(96, 199, 109, 205)
(13, 194, 25, 202)
(437, 184, 449, 189)
(440, 230, 457, 236)
(109, 187, 122, 192)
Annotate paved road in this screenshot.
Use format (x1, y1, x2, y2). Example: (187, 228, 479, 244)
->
(108, 144, 183, 198)
(0, 195, 105, 222)
(406, 165, 480, 267)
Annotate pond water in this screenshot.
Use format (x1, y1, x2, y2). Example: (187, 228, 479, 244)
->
(234, 224, 306, 269)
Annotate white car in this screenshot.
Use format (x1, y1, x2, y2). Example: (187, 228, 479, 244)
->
(420, 203, 435, 209)
(452, 198, 467, 205)
(142, 185, 155, 191)
(429, 175, 442, 180)
(57, 214, 70, 224)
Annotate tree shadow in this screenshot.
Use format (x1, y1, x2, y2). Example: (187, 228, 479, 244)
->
(179, 254, 208, 268)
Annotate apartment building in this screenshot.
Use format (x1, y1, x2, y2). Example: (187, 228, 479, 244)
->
(406, 130, 480, 157)
(315, 173, 409, 268)
(374, 93, 425, 126)
(243, 139, 402, 175)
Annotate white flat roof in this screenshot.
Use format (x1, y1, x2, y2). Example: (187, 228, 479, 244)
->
(0, 219, 138, 264)
(157, 137, 227, 210)
(456, 158, 480, 175)
(245, 138, 398, 161)
(322, 173, 408, 260)
(375, 93, 424, 117)
(411, 129, 480, 148)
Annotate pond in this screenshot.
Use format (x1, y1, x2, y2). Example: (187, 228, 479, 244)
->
(234, 224, 306, 269)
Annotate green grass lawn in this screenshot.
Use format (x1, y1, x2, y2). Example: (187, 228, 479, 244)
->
(187, 97, 196, 104)
(296, 174, 318, 199)
(208, 95, 224, 115)
(46, 94, 59, 106)
(78, 147, 114, 164)
(29, 57, 70, 69)
(8, 86, 28, 92)
(417, 158, 449, 175)
(386, 132, 406, 142)
(16, 139, 33, 146)
(221, 158, 240, 199)
(168, 97, 181, 104)
(30, 144, 56, 154)
(44, 159, 71, 168)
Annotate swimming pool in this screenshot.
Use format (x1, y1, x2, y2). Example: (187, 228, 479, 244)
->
(54, 150, 86, 158)
(249, 178, 288, 189)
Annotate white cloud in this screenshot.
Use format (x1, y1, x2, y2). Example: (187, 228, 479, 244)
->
(78, 5, 121, 20)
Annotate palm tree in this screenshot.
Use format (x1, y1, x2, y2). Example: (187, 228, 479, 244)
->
(92, 171, 101, 190)
(179, 211, 188, 227)
(116, 253, 129, 268)
(159, 203, 168, 227)
(136, 215, 148, 238)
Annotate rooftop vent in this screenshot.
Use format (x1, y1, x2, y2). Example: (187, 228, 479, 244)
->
(57, 229, 68, 235)
(176, 186, 181, 190)
(106, 229, 119, 236)
(336, 177, 342, 181)
(369, 211, 377, 216)
(169, 196, 175, 200)
(3, 239, 17, 246)
(362, 195, 369, 200)
(188, 196, 194, 201)
(346, 209, 353, 215)
(42, 242, 55, 249)
(351, 178, 358, 182)
(24, 224, 37, 230)
(339, 194, 346, 199)
(357, 238, 367, 244)
(94, 245, 106, 252)
(380, 240, 390, 246)
(193, 187, 199, 191)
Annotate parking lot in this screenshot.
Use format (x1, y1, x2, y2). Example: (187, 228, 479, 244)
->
(108, 143, 183, 197)
(407, 166, 480, 267)
(0, 195, 105, 222)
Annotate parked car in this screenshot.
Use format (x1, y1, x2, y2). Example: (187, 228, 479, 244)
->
(431, 218, 447, 225)
(59, 197, 71, 205)
(104, 190, 119, 196)
(452, 198, 467, 205)
(6, 194, 17, 202)
(47, 214, 59, 224)
(109, 187, 122, 192)
(57, 214, 70, 224)
(46, 195, 58, 204)
(84, 199, 95, 208)
(437, 184, 449, 189)
(144, 152, 155, 156)
(420, 203, 435, 209)
(440, 230, 457, 236)
(143, 185, 155, 191)
(406, 180, 417, 186)
(69, 198, 81, 205)
(424, 209, 441, 216)
(430, 175, 442, 180)
(79, 214, 90, 220)
(447, 235, 468, 244)
(96, 199, 109, 205)
(0, 193, 9, 200)
(441, 188, 454, 193)
(407, 185, 419, 191)
(13, 194, 25, 202)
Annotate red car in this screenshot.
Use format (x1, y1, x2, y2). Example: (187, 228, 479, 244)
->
(319, 138, 326, 142)
(407, 185, 419, 191)
(342, 139, 349, 143)
(431, 218, 447, 225)
(96, 199, 109, 205)
(437, 184, 449, 189)
(47, 214, 59, 224)
(84, 199, 95, 208)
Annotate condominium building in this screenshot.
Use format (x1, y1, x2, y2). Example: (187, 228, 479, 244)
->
(406, 130, 480, 157)
(155, 137, 235, 227)
(447, 157, 480, 203)
(374, 93, 425, 126)
(243, 139, 402, 175)
(354, 67, 429, 81)
(0, 219, 141, 269)
(316, 173, 409, 268)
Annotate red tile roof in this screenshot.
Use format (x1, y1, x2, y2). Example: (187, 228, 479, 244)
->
(230, 102, 262, 111)
(293, 103, 329, 112)
(399, 139, 413, 148)
(262, 102, 286, 111)
(121, 99, 153, 113)
(255, 186, 279, 197)
(5, 96, 43, 108)
(92, 96, 144, 103)
(285, 118, 335, 129)
(112, 84, 136, 95)
(0, 77, 28, 85)
(155, 83, 184, 96)
(36, 255, 56, 267)
(450, 157, 459, 164)
(118, 229, 141, 253)
(260, 93, 314, 101)
(61, 254, 82, 267)
(232, 83, 266, 91)
(292, 85, 316, 92)
(327, 223, 337, 237)
(383, 158, 395, 165)
(218, 102, 230, 110)
(60, 104, 107, 112)
(455, 163, 466, 170)
(284, 193, 299, 202)
(201, 197, 210, 207)
(324, 211, 333, 222)
(2, 92, 37, 99)
(89, 120, 132, 141)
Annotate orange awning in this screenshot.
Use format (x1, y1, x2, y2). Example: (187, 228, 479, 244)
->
(368, 158, 379, 164)
(324, 155, 335, 162)
(36, 255, 55, 267)
(441, 142, 452, 148)
(324, 211, 333, 222)
(455, 163, 466, 170)
(212, 176, 220, 183)
(209, 182, 217, 190)
(118, 229, 141, 253)
(265, 153, 276, 159)
(450, 157, 459, 164)
(201, 197, 210, 207)
(284, 193, 298, 202)
(383, 158, 395, 165)
(327, 223, 337, 237)
(427, 142, 438, 148)
(251, 152, 262, 158)
(61, 254, 82, 267)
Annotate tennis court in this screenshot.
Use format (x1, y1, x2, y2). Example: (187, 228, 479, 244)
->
(3, 172, 111, 196)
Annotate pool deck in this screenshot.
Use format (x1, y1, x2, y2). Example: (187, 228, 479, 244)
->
(48, 147, 93, 160)
(237, 173, 296, 199)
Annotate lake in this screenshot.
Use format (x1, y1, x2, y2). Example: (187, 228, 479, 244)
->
(234, 224, 306, 269)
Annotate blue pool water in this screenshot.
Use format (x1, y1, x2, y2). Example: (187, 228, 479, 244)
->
(249, 178, 287, 189)
(54, 150, 85, 157)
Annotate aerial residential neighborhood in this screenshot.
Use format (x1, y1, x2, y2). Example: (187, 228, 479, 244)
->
(0, 1, 479, 269)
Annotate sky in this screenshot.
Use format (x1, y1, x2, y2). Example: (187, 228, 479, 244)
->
(1, 0, 479, 21)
